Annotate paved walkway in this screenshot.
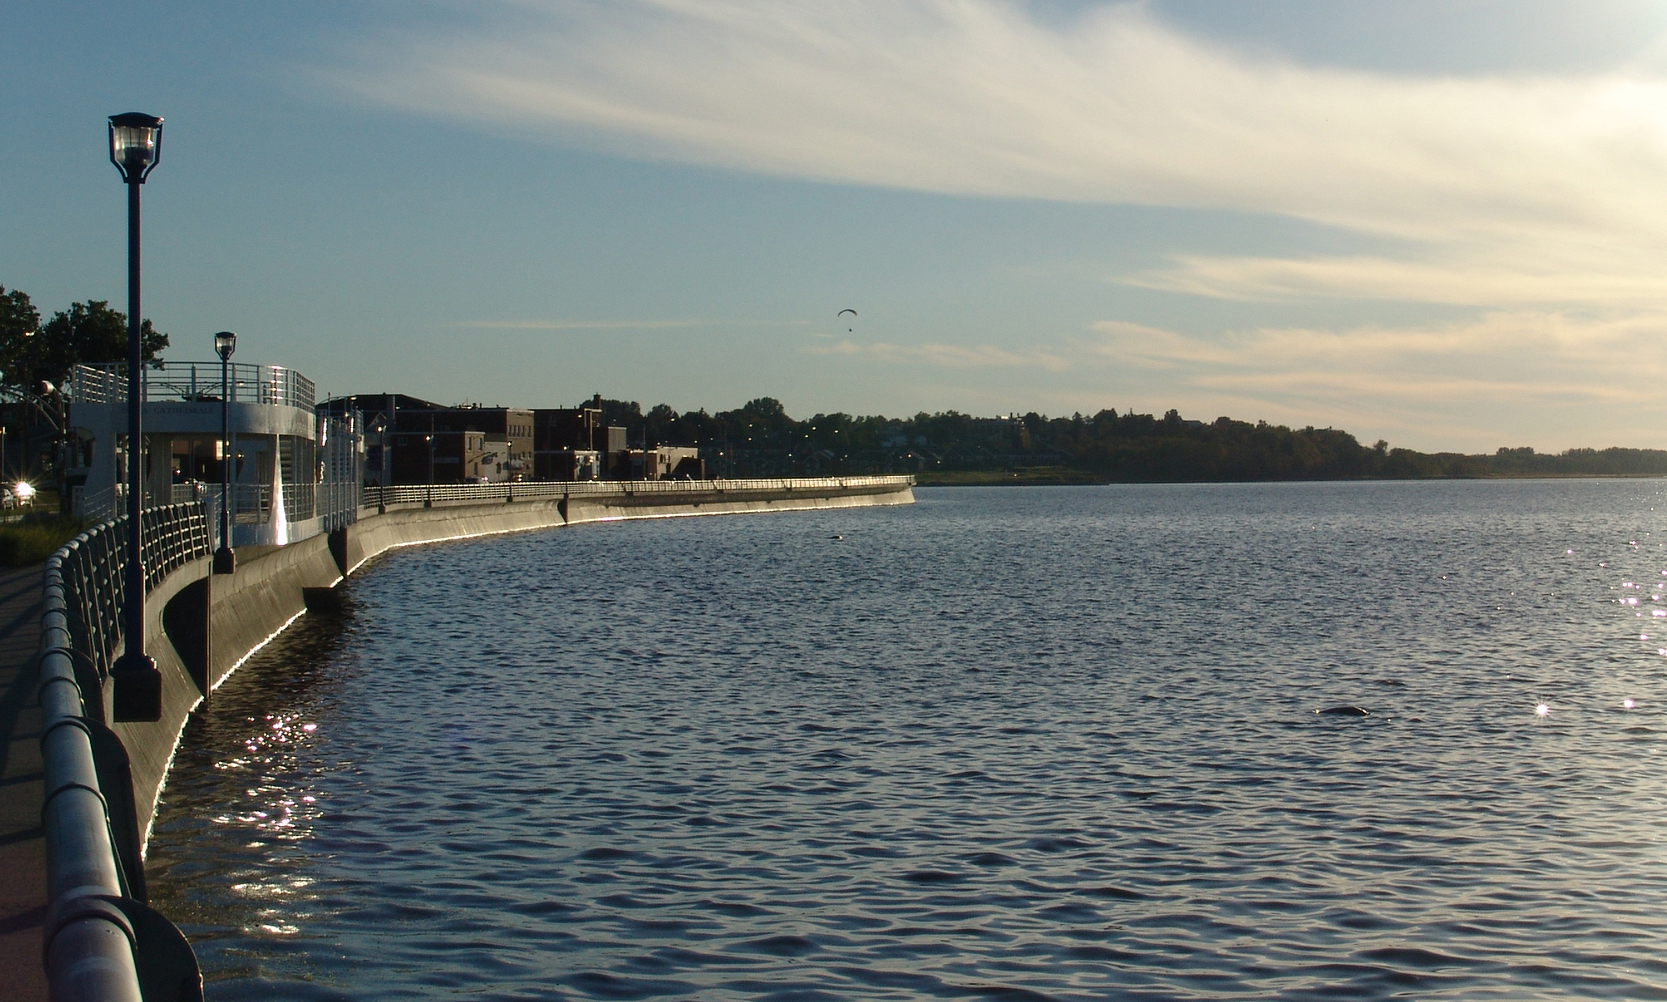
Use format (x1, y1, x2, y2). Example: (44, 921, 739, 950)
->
(0, 564, 49, 1002)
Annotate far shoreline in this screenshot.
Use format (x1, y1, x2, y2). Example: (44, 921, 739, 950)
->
(914, 467, 1667, 487)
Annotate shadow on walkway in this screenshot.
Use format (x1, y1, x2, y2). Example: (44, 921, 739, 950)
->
(0, 563, 50, 1002)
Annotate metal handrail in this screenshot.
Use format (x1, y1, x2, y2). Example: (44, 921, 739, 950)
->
(87, 481, 361, 546)
(38, 594, 142, 999)
(54, 505, 211, 688)
(68, 361, 316, 410)
(40, 503, 212, 1000)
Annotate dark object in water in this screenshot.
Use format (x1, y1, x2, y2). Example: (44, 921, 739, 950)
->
(1317, 705, 1370, 716)
(1374, 678, 1405, 687)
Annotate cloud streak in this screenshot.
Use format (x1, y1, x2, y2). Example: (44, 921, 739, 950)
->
(330, 0, 1667, 448)
(809, 309, 1667, 406)
(1084, 310, 1667, 411)
(806, 310, 1667, 447)
(456, 319, 806, 330)
(336, 0, 1667, 307)
(807, 338, 1070, 371)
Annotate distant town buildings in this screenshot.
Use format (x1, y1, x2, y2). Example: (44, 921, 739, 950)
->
(321, 392, 706, 486)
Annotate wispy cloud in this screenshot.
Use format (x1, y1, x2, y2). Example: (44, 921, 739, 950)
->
(1085, 310, 1667, 409)
(807, 339, 1070, 371)
(335, 0, 1667, 308)
(1128, 247, 1667, 307)
(456, 319, 806, 330)
(331, 0, 1667, 448)
(807, 310, 1667, 445)
(808, 308, 1667, 409)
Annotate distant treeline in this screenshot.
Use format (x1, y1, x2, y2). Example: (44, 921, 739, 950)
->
(593, 397, 1667, 481)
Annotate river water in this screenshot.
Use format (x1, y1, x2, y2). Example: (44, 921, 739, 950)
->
(148, 482, 1667, 1000)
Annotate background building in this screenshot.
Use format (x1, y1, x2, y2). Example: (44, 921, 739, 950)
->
(323, 394, 533, 485)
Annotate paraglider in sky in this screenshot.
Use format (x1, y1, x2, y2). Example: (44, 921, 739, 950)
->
(838, 308, 856, 332)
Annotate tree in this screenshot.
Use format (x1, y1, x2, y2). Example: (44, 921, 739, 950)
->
(599, 398, 642, 429)
(0, 286, 41, 384)
(642, 403, 678, 446)
(20, 300, 168, 388)
(741, 397, 787, 422)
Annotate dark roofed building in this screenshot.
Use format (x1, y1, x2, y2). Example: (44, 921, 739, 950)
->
(322, 394, 533, 484)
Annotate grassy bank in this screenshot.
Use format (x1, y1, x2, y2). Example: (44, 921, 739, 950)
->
(0, 515, 84, 567)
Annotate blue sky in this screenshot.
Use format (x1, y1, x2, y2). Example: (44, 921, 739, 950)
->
(7, 1, 1667, 451)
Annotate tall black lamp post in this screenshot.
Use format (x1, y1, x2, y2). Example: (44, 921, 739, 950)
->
(424, 433, 434, 507)
(108, 112, 163, 722)
(213, 331, 237, 574)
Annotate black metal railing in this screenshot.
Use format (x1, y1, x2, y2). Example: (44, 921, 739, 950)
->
(40, 502, 212, 1000)
(54, 503, 212, 683)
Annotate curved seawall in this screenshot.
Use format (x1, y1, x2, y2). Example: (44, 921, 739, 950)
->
(38, 476, 911, 1000)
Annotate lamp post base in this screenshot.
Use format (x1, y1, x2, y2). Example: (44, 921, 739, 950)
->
(111, 652, 161, 722)
(213, 545, 236, 575)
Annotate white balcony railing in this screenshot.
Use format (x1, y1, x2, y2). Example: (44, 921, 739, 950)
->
(68, 361, 315, 410)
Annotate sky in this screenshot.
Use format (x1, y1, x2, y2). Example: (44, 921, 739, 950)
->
(7, 1, 1667, 452)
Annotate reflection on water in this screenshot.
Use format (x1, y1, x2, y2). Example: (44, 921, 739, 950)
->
(149, 481, 1667, 1000)
(146, 601, 358, 977)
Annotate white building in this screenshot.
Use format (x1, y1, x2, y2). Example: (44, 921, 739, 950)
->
(67, 361, 361, 547)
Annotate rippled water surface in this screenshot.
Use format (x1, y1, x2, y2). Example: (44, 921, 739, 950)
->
(149, 482, 1667, 999)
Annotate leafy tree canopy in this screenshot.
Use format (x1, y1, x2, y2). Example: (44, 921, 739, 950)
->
(0, 289, 168, 388)
(0, 286, 41, 383)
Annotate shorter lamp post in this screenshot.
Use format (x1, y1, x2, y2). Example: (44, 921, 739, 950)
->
(31, 380, 69, 514)
(213, 331, 237, 574)
(369, 415, 388, 513)
(424, 433, 434, 507)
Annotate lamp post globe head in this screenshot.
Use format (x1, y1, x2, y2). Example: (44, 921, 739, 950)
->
(108, 113, 163, 183)
(214, 330, 237, 360)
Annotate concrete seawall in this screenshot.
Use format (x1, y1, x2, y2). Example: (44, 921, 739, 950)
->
(108, 480, 914, 846)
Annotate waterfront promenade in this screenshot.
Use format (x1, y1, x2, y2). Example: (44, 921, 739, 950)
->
(0, 564, 48, 1002)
